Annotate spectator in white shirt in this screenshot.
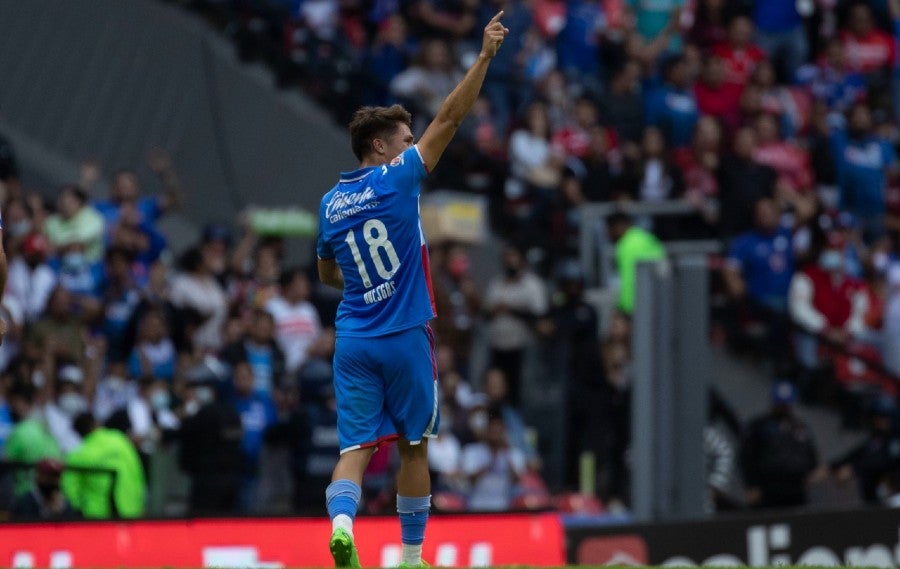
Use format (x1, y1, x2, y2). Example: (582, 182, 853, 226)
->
(170, 247, 227, 352)
(460, 409, 526, 511)
(508, 101, 563, 191)
(6, 233, 56, 323)
(483, 245, 548, 406)
(266, 267, 322, 375)
(44, 365, 89, 455)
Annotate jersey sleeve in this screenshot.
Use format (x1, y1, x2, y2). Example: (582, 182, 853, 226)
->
(381, 145, 428, 197)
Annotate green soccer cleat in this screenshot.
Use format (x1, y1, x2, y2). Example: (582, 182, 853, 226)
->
(329, 528, 361, 568)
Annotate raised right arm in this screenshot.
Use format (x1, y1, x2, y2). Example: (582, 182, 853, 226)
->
(416, 11, 509, 172)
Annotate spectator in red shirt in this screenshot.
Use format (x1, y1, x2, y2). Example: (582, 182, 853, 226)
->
(841, 3, 896, 77)
(752, 113, 814, 195)
(788, 234, 868, 371)
(552, 97, 613, 160)
(695, 53, 743, 131)
(674, 116, 722, 228)
(713, 14, 766, 87)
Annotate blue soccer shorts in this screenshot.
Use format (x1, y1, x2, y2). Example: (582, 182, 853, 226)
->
(333, 323, 440, 453)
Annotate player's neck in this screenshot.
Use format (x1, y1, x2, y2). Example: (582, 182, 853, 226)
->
(359, 154, 388, 168)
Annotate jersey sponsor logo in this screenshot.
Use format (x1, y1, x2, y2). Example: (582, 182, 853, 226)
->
(390, 154, 405, 167)
(362, 280, 397, 305)
(324, 187, 380, 223)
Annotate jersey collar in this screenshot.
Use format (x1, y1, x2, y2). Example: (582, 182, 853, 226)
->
(339, 167, 376, 183)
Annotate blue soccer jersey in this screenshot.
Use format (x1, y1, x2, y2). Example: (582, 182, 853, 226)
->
(317, 145, 436, 337)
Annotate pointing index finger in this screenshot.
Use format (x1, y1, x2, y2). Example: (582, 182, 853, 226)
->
(488, 10, 505, 25)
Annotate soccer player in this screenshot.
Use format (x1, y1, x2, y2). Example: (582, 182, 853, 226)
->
(315, 12, 509, 569)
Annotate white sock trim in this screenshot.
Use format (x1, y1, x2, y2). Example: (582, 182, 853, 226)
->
(401, 543, 422, 565)
(333, 514, 353, 537)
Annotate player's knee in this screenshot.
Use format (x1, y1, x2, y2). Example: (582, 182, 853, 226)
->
(397, 439, 429, 462)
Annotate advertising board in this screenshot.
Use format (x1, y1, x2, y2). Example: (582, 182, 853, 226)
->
(568, 507, 900, 566)
(1, 513, 564, 568)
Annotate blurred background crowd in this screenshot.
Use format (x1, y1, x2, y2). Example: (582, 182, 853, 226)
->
(4, 0, 900, 521)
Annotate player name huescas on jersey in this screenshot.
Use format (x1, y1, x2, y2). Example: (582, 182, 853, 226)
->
(316, 145, 436, 337)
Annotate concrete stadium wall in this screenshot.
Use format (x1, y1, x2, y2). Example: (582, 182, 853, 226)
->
(0, 0, 350, 233)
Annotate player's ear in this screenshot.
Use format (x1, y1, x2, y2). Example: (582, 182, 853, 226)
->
(372, 137, 384, 156)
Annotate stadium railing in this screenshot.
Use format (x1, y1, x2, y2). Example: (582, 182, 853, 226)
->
(577, 199, 723, 287)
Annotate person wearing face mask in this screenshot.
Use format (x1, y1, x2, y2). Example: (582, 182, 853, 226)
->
(788, 233, 869, 375)
(177, 375, 243, 515)
(10, 458, 81, 521)
(44, 364, 89, 455)
(740, 380, 823, 508)
(106, 377, 179, 477)
(483, 244, 548, 407)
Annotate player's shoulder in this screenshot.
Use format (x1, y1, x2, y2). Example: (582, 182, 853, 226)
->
(387, 145, 426, 172)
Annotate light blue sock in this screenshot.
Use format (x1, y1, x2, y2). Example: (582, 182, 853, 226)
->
(326, 479, 362, 524)
(397, 494, 431, 545)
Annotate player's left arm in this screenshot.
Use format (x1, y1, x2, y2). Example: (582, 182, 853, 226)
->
(318, 258, 344, 291)
(416, 11, 508, 172)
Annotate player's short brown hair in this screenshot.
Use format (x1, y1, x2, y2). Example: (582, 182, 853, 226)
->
(349, 104, 412, 161)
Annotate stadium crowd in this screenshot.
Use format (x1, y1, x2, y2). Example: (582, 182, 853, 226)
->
(3, 0, 900, 520)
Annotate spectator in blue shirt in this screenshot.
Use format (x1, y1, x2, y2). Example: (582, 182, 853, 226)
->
(556, 0, 604, 92)
(100, 248, 142, 362)
(831, 103, 897, 244)
(795, 38, 865, 114)
(753, 0, 808, 82)
(48, 243, 104, 325)
(722, 198, 795, 369)
(363, 15, 411, 106)
(221, 309, 287, 397)
(644, 54, 699, 148)
(107, 203, 167, 280)
(93, 150, 183, 238)
(724, 198, 795, 312)
(230, 360, 277, 513)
